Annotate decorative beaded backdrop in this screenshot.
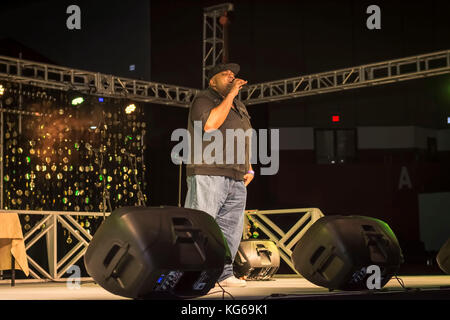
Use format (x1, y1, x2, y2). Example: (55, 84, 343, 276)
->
(1, 82, 148, 243)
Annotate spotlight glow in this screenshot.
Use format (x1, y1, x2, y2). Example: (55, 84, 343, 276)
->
(71, 97, 84, 106)
(0, 85, 4, 96)
(125, 103, 136, 114)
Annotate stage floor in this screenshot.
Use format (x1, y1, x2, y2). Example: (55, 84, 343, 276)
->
(1, 275, 450, 300)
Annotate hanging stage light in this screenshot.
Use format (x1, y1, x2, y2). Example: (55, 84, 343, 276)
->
(67, 90, 86, 106)
(72, 96, 84, 106)
(0, 84, 4, 96)
(125, 103, 137, 114)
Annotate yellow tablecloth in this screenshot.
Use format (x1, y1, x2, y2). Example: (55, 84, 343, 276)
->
(0, 213, 30, 276)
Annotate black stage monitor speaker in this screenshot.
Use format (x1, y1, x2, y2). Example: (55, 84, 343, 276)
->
(291, 215, 403, 291)
(84, 206, 231, 299)
(234, 240, 280, 280)
(437, 238, 450, 274)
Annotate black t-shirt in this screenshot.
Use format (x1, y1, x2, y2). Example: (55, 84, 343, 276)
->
(186, 87, 252, 181)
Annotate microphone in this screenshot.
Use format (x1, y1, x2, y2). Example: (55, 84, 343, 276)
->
(232, 78, 249, 90)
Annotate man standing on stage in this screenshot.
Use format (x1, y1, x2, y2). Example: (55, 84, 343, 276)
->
(184, 63, 254, 287)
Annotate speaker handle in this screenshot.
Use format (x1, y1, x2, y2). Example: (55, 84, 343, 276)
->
(174, 225, 202, 243)
(310, 246, 334, 280)
(256, 245, 272, 258)
(362, 230, 389, 263)
(104, 242, 130, 279)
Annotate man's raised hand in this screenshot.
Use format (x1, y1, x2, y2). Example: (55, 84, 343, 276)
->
(229, 78, 248, 97)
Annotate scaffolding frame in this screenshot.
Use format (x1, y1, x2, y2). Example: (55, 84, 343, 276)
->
(0, 207, 323, 282)
(0, 55, 198, 107)
(239, 50, 450, 105)
(2, 50, 449, 107)
(0, 209, 110, 282)
(202, 3, 234, 89)
(244, 208, 325, 275)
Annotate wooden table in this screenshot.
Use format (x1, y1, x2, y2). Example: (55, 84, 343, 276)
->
(0, 213, 30, 286)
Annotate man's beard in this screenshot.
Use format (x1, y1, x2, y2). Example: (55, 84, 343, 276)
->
(215, 83, 232, 97)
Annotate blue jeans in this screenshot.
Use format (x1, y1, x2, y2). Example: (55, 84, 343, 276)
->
(184, 175, 247, 282)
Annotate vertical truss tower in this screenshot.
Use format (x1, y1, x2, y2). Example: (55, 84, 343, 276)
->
(202, 3, 234, 89)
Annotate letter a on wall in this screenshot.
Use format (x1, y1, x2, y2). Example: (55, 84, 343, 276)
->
(398, 166, 412, 190)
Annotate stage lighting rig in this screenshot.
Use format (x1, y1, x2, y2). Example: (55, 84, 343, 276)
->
(72, 96, 84, 106)
(125, 102, 137, 114)
(67, 90, 86, 106)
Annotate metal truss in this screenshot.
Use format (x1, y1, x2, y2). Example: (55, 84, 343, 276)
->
(0, 55, 198, 107)
(244, 208, 325, 275)
(240, 50, 450, 105)
(1, 49, 449, 110)
(203, 3, 234, 89)
(0, 209, 110, 281)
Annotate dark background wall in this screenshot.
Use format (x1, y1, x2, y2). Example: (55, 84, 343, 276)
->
(150, 0, 450, 85)
(0, 0, 151, 81)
